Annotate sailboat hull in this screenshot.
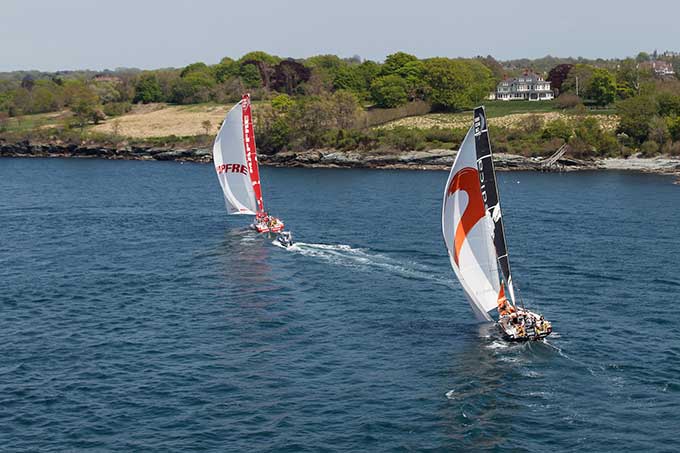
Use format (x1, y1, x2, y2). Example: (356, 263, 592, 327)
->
(251, 219, 285, 234)
(497, 310, 552, 341)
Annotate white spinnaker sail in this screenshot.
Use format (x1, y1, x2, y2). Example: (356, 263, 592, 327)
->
(213, 100, 258, 215)
(442, 127, 502, 321)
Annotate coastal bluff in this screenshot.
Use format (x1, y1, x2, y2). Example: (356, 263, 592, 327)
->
(2, 141, 679, 175)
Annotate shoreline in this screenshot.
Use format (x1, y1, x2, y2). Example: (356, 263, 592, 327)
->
(2, 141, 679, 176)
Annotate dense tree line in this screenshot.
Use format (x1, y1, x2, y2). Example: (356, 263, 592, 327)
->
(543, 58, 680, 152)
(2, 50, 680, 157)
(0, 51, 497, 119)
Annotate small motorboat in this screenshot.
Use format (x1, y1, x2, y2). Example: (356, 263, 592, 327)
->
(275, 231, 294, 248)
(498, 309, 552, 341)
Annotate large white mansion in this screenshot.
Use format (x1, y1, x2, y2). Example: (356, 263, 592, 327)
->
(493, 73, 554, 101)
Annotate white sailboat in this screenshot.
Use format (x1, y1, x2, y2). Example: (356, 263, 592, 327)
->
(213, 93, 284, 233)
(442, 106, 551, 341)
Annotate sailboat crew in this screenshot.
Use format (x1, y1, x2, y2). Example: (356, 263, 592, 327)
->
(497, 286, 515, 317)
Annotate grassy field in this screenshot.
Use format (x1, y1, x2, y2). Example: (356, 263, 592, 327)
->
(379, 111, 619, 131)
(91, 103, 230, 138)
(1, 111, 66, 134)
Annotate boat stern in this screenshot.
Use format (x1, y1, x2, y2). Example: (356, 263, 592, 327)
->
(498, 309, 552, 341)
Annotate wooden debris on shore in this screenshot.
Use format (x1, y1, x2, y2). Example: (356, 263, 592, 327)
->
(540, 144, 569, 172)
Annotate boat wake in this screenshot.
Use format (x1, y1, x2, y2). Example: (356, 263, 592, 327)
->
(286, 242, 455, 286)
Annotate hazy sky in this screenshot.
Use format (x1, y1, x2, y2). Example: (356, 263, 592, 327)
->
(1, 0, 678, 72)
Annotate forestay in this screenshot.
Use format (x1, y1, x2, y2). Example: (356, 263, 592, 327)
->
(441, 115, 503, 321)
(212, 94, 265, 215)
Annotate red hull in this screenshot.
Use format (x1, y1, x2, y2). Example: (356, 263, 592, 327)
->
(252, 217, 284, 234)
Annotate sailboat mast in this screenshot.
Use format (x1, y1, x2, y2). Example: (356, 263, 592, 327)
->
(472, 107, 518, 306)
(241, 93, 265, 214)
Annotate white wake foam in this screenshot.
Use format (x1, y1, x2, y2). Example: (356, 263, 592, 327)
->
(286, 242, 454, 286)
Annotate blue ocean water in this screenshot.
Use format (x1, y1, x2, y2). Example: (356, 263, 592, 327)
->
(1, 158, 679, 452)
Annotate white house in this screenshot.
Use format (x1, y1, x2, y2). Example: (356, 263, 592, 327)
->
(495, 73, 553, 101)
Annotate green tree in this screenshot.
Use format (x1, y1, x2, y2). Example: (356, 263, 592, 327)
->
(334, 61, 382, 99)
(422, 58, 493, 111)
(31, 80, 62, 113)
(657, 92, 680, 116)
(133, 74, 164, 103)
(616, 96, 657, 144)
(370, 75, 408, 108)
(180, 62, 210, 78)
(170, 71, 215, 104)
(395, 60, 426, 100)
(305, 54, 347, 86)
(615, 58, 639, 99)
(357, 60, 381, 86)
(477, 55, 505, 83)
(239, 64, 262, 88)
(561, 64, 595, 98)
(587, 68, 616, 106)
(238, 51, 280, 66)
(636, 52, 651, 63)
(70, 85, 102, 128)
(214, 57, 238, 82)
(333, 66, 366, 93)
(381, 52, 418, 76)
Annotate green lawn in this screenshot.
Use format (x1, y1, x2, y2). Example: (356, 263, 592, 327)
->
(474, 100, 557, 117)
(464, 100, 616, 117)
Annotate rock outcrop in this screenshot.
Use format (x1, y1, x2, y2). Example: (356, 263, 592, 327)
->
(3, 140, 678, 176)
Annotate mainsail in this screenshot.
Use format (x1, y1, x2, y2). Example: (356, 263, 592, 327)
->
(472, 107, 516, 305)
(213, 94, 265, 215)
(442, 107, 515, 321)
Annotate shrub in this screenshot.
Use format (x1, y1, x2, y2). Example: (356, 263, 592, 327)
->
(423, 127, 460, 143)
(555, 93, 582, 109)
(640, 140, 660, 157)
(669, 141, 680, 156)
(542, 119, 572, 141)
(648, 116, 670, 145)
(523, 115, 544, 134)
(382, 127, 425, 151)
(102, 101, 132, 117)
(616, 96, 656, 144)
(666, 116, 680, 141)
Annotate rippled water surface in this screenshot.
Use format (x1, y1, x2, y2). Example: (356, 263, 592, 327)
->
(1, 158, 679, 452)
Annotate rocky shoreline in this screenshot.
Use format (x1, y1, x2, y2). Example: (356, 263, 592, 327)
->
(2, 141, 680, 177)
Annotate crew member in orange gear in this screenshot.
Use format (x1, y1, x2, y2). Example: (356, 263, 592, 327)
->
(497, 287, 515, 317)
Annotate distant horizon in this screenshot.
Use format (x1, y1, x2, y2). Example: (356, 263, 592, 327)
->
(0, 50, 670, 74)
(2, 0, 678, 72)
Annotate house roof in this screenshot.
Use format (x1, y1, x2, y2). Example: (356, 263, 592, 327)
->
(498, 72, 549, 86)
